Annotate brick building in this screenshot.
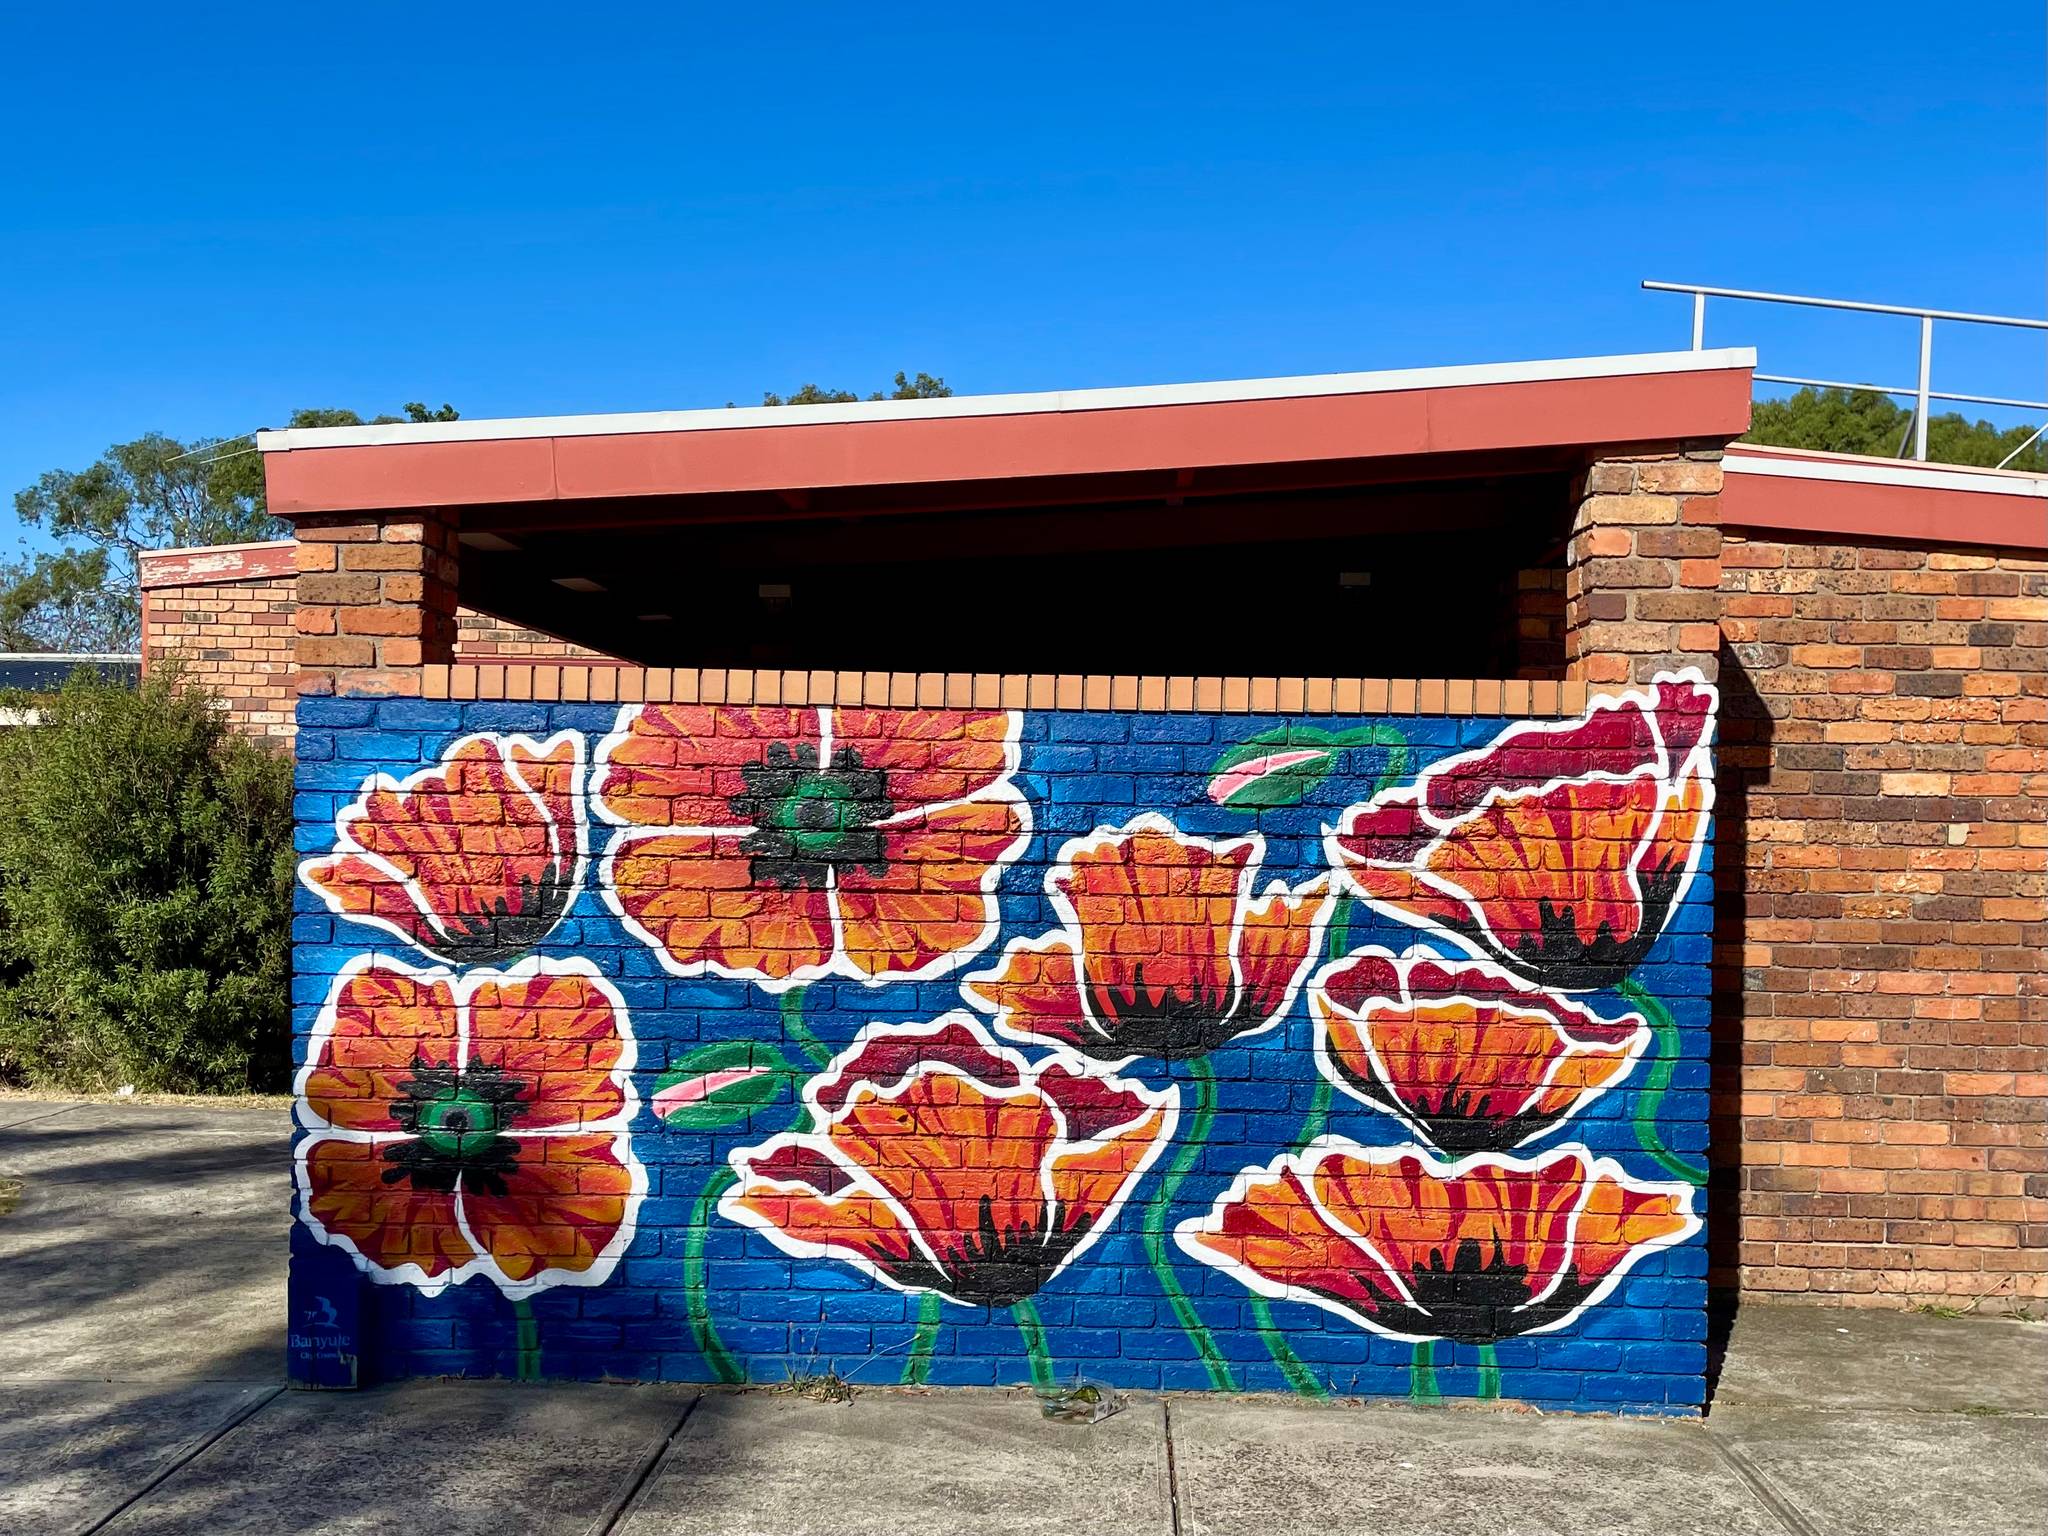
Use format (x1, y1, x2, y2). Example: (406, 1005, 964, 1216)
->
(140, 541, 598, 742)
(142, 348, 2041, 1403)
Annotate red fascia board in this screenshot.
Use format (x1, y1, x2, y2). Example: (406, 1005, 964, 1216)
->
(264, 368, 1753, 517)
(139, 541, 298, 589)
(1722, 466, 2048, 552)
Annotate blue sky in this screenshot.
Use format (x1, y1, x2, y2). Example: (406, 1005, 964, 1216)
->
(2, 4, 2042, 554)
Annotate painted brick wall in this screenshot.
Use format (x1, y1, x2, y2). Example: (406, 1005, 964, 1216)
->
(1715, 534, 2048, 1305)
(287, 678, 1716, 1410)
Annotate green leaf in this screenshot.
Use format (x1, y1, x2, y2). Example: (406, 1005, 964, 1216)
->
(651, 1040, 797, 1131)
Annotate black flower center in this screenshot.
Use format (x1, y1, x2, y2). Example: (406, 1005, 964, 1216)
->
(1404, 1235, 1539, 1344)
(929, 1195, 1095, 1307)
(382, 1060, 528, 1196)
(1084, 961, 1244, 1062)
(729, 740, 893, 889)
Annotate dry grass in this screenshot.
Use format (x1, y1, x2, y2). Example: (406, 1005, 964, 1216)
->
(0, 1088, 290, 1109)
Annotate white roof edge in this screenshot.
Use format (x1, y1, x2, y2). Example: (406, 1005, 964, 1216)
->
(1725, 448, 2048, 499)
(255, 348, 1757, 453)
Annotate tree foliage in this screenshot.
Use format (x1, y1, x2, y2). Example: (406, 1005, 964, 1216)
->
(1746, 387, 2044, 472)
(3, 402, 457, 653)
(0, 667, 296, 1091)
(757, 371, 952, 407)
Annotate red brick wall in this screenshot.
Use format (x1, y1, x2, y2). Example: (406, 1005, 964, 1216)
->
(1716, 533, 2047, 1305)
(139, 545, 298, 742)
(140, 541, 604, 743)
(455, 609, 604, 660)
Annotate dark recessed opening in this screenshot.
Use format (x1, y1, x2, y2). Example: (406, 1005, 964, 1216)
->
(458, 473, 1574, 678)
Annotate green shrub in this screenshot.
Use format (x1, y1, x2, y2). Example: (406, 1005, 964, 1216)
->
(0, 667, 294, 1091)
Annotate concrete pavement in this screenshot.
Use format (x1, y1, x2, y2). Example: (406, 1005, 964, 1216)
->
(2, 1097, 2042, 1535)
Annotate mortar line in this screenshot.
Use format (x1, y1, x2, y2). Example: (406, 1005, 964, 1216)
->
(68, 1384, 284, 1536)
(586, 1393, 701, 1536)
(1161, 1398, 1183, 1536)
(1702, 1425, 1822, 1536)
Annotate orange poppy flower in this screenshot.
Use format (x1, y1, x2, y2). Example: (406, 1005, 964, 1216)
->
(1311, 947, 1649, 1153)
(721, 1014, 1177, 1306)
(302, 732, 586, 965)
(1177, 1141, 1697, 1343)
(294, 957, 644, 1296)
(1327, 669, 1716, 990)
(593, 706, 1031, 990)
(961, 814, 1334, 1065)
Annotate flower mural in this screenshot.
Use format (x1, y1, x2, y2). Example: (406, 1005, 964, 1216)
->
(1176, 1140, 1698, 1345)
(593, 706, 1031, 989)
(1326, 670, 1716, 991)
(721, 1013, 1178, 1306)
(293, 955, 644, 1296)
(287, 686, 1714, 1408)
(962, 814, 1334, 1065)
(1310, 947, 1649, 1153)
(302, 731, 587, 966)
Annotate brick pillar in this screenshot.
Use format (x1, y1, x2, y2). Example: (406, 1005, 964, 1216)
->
(1565, 444, 1727, 686)
(292, 511, 459, 696)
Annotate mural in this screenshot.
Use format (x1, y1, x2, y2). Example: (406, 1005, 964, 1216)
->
(290, 671, 1714, 1408)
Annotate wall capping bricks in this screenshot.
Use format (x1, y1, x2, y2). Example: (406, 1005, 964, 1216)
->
(418, 665, 1599, 716)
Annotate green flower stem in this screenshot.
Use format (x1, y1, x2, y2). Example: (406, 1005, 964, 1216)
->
(1408, 1339, 1441, 1402)
(1617, 977, 1708, 1187)
(511, 1297, 541, 1382)
(1143, 1057, 1239, 1391)
(902, 1292, 942, 1386)
(1299, 1072, 1333, 1148)
(1475, 1343, 1502, 1401)
(1013, 1298, 1056, 1390)
(1248, 1295, 1325, 1398)
(781, 989, 831, 1068)
(685, 1164, 744, 1383)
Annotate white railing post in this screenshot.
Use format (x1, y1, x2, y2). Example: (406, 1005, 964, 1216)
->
(1914, 315, 1933, 461)
(1691, 291, 1706, 351)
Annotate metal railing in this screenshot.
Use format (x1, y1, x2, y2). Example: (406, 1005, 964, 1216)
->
(1644, 280, 2048, 463)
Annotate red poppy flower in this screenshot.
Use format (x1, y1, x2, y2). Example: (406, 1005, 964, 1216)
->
(721, 1014, 1177, 1306)
(961, 814, 1333, 1065)
(1327, 669, 1716, 990)
(302, 732, 587, 965)
(1177, 1141, 1697, 1344)
(294, 957, 644, 1296)
(594, 706, 1030, 990)
(1311, 947, 1649, 1153)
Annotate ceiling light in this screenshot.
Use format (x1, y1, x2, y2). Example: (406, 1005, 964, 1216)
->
(637, 613, 672, 622)
(553, 576, 606, 593)
(459, 531, 521, 552)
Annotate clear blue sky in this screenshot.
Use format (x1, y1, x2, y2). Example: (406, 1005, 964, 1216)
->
(3, 4, 2042, 554)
